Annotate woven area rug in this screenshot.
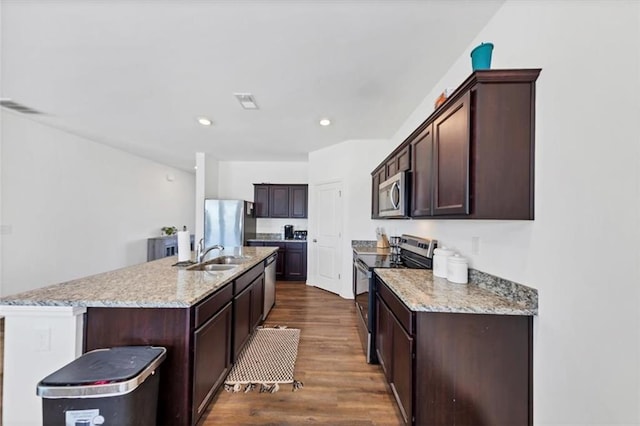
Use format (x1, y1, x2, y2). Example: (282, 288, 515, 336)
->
(224, 326, 303, 393)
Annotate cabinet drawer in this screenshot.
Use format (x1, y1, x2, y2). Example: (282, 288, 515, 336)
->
(235, 263, 265, 295)
(285, 242, 305, 251)
(263, 241, 286, 249)
(194, 284, 233, 329)
(377, 277, 414, 335)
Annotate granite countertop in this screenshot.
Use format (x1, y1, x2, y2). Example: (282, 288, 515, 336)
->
(374, 269, 537, 316)
(352, 246, 391, 255)
(351, 240, 390, 255)
(0, 247, 277, 309)
(247, 238, 307, 243)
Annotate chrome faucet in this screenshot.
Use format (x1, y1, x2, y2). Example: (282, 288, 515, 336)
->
(196, 238, 224, 263)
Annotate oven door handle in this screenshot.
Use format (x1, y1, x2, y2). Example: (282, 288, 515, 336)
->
(390, 181, 400, 209)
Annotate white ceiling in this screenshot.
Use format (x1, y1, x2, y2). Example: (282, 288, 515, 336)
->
(0, 0, 503, 171)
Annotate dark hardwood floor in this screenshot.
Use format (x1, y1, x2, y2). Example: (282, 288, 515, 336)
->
(201, 281, 403, 425)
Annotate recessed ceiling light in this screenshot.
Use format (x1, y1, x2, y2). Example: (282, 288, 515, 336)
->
(319, 118, 331, 126)
(197, 117, 212, 126)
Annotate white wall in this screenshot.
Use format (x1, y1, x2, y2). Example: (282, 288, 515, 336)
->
(398, 3, 640, 423)
(204, 155, 219, 199)
(194, 153, 206, 246)
(0, 3, 3, 297)
(1, 112, 195, 296)
(217, 161, 309, 234)
(308, 1, 640, 424)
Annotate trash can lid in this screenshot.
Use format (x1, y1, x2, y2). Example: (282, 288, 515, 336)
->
(40, 346, 166, 386)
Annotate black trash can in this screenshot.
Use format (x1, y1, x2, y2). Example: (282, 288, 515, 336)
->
(37, 346, 166, 426)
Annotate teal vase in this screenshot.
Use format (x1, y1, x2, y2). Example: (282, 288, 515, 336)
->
(471, 42, 494, 71)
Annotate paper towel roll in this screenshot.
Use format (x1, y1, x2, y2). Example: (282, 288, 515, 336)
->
(177, 230, 191, 262)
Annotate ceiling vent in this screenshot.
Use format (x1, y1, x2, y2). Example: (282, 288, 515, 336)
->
(233, 93, 259, 110)
(0, 98, 42, 114)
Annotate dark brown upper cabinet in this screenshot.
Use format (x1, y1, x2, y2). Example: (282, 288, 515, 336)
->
(385, 145, 410, 178)
(374, 69, 541, 220)
(289, 185, 308, 218)
(410, 125, 434, 217)
(432, 91, 471, 216)
(371, 166, 386, 219)
(253, 184, 308, 218)
(254, 185, 270, 218)
(269, 185, 290, 218)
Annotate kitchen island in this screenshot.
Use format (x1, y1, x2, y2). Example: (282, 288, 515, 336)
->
(0, 246, 277, 426)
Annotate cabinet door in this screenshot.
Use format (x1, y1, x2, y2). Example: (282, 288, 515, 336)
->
(275, 249, 285, 280)
(284, 243, 306, 280)
(386, 158, 398, 178)
(396, 145, 410, 172)
(410, 125, 434, 217)
(391, 312, 414, 424)
(233, 285, 252, 361)
(375, 295, 392, 380)
(432, 92, 471, 216)
(371, 167, 386, 219)
(192, 302, 232, 422)
(269, 185, 290, 218)
(289, 185, 308, 218)
(254, 185, 270, 218)
(250, 276, 264, 329)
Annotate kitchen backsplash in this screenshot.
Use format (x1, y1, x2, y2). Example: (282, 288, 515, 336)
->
(256, 218, 308, 234)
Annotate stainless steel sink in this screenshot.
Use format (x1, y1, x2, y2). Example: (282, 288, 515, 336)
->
(188, 263, 237, 271)
(205, 255, 250, 265)
(186, 255, 250, 271)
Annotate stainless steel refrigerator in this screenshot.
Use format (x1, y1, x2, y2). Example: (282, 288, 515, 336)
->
(204, 200, 256, 249)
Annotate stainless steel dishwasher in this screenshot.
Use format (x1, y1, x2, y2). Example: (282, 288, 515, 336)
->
(264, 253, 277, 318)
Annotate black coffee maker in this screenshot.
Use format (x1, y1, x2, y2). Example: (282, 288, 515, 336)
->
(284, 225, 294, 240)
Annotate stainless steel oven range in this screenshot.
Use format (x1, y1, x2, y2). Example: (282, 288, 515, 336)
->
(353, 234, 436, 363)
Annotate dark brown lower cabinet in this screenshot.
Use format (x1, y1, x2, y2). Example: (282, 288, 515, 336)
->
(251, 276, 264, 330)
(391, 312, 413, 424)
(233, 283, 253, 361)
(247, 241, 306, 281)
(284, 242, 307, 280)
(84, 261, 266, 426)
(192, 302, 232, 421)
(376, 294, 413, 423)
(247, 241, 286, 280)
(375, 296, 392, 380)
(233, 269, 265, 361)
(375, 276, 532, 425)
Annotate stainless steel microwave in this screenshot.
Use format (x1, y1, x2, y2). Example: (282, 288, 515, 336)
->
(378, 172, 407, 217)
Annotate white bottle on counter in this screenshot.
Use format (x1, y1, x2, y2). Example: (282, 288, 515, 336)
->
(447, 254, 468, 284)
(432, 248, 455, 278)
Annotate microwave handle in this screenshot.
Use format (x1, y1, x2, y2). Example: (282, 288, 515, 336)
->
(390, 181, 400, 209)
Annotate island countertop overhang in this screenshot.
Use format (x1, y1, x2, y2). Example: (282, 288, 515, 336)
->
(0, 246, 278, 308)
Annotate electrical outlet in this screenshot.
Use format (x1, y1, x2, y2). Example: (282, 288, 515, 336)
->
(0, 225, 12, 235)
(471, 237, 480, 255)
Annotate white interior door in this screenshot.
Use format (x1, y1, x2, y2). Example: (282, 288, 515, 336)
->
(311, 181, 342, 295)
